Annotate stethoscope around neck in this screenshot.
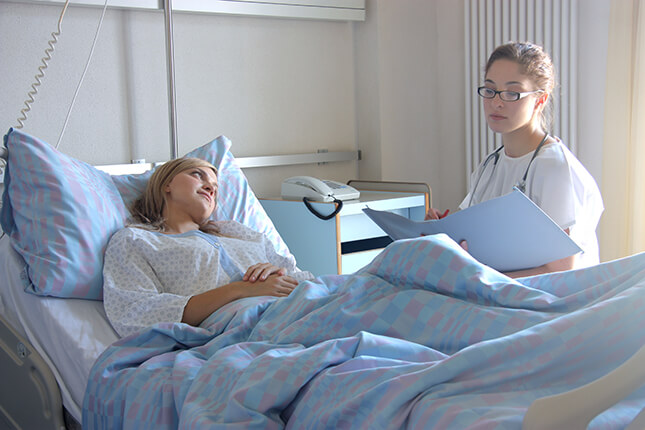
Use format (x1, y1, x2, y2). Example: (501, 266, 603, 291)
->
(467, 132, 550, 208)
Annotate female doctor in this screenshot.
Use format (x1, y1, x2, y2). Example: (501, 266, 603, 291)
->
(427, 42, 604, 277)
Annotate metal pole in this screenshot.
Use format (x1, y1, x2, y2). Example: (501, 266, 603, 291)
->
(163, 0, 178, 159)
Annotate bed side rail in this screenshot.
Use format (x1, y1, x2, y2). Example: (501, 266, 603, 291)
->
(0, 314, 65, 430)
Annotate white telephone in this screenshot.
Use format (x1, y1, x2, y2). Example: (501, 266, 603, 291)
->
(281, 176, 360, 202)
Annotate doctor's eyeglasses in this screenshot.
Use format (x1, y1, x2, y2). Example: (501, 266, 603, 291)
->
(477, 86, 543, 102)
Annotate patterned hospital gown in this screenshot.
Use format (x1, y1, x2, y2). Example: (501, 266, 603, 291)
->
(103, 220, 314, 337)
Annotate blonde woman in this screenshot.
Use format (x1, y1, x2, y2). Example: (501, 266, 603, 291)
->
(102, 157, 313, 337)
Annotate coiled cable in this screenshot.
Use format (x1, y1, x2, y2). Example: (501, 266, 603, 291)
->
(15, 0, 71, 130)
(14, 0, 110, 150)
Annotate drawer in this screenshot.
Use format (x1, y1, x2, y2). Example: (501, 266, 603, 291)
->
(341, 248, 384, 274)
(339, 208, 409, 242)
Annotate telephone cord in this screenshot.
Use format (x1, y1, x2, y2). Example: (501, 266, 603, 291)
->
(15, 0, 71, 130)
(14, 0, 110, 151)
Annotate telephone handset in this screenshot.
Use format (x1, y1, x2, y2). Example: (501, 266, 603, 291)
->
(281, 176, 360, 202)
(281, 176, 360, 220)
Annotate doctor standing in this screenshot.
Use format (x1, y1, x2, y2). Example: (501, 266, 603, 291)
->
(427, 42, 603, 277)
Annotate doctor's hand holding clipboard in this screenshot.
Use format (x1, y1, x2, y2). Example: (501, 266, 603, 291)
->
(424, 209, 469, 252)
(425, 41, 603, 277)
(424, 208, 450, 220)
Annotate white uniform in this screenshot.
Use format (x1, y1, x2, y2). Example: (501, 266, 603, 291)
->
(103, 220, 314, 337)
(460, 138, 604, 269)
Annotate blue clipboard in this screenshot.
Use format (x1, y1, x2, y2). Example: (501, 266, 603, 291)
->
(363, 189, 582, 272)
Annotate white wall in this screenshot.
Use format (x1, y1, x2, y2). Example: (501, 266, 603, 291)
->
(1, 0, 611, 210)
(355, 0, 466, 211)
(0, 2, 359, 197)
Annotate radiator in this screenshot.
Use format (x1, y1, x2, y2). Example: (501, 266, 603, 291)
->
(464, 0, 578, 182)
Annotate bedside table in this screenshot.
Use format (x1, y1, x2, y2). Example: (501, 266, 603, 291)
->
(260, 183, 429, 276)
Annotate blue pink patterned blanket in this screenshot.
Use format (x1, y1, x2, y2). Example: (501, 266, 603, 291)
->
(83, 234, 645, 429)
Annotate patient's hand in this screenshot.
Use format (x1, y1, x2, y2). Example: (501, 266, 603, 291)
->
(243, 274, 298, 298)
(183, 272, 298, 326)
(243, 263, 287, 282)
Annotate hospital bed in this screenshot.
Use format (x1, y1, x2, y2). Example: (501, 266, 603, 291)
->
(3, 0, 645, 426)
(2, 128, 645, 429)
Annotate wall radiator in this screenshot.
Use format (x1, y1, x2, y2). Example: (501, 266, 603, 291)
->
(464, 0, 578, 183)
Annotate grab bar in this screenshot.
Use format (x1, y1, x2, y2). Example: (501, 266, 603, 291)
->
(94, 149, 361, 175)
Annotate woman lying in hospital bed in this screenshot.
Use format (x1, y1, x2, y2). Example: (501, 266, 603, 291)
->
(2, 129, 645, 429)
(102, 157, 313, 337)
(0, 128, 298, 426)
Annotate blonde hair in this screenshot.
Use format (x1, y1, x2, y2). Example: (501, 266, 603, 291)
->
(485, 41, 556, 132)
(130, 157, 219, 234)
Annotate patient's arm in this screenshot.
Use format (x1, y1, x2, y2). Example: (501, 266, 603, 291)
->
(182, 273, 298, 327)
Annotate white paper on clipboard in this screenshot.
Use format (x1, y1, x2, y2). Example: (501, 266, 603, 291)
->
(362, 189, 582, 272)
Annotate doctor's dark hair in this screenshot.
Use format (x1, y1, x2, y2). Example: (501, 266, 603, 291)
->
(129, 157, 219, 234)
(485, 41, 556, 132)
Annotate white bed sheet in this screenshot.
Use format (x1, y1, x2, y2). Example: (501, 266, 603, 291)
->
(0, 235, 118, 423)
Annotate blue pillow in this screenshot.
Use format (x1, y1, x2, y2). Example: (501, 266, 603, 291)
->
(1, 129, 128, 300)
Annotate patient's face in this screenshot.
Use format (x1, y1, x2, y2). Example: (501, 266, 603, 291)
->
(164, 167, 218, 224)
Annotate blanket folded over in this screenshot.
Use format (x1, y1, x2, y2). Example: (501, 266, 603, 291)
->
(83, 234, 645, 429)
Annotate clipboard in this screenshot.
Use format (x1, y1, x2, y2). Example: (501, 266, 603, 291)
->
(362, 189, 582, 272)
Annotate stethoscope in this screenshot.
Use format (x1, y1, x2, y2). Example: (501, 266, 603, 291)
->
(467, 132, 550, 208)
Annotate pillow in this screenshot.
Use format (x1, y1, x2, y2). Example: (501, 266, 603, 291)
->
(111, 135, 292, 259)
(0, 129, 128, 300)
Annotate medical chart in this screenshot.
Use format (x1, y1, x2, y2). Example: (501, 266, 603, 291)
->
(362, 189, 582, 272)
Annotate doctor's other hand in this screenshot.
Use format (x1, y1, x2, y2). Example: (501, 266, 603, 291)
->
(425, 208, 450, 220)
(459, 240, 468, 252)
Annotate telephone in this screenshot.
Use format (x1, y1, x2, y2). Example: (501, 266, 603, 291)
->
(281, 176, 360, 202)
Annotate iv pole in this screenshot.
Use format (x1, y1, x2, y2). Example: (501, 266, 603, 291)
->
(163, 0, 179, 159)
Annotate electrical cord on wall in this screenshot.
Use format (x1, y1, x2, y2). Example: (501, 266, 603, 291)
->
(4, 0, 109, 240)
(54, 0, 109, 150)
(15, 0, 71, 130)
(14, 0, 110, 150)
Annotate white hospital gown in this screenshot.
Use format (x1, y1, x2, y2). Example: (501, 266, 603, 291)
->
(103, 220, 314, 337)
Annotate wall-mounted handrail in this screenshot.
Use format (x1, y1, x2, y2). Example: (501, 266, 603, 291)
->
(94, 149, 361, 175)
(235, 149, 360, 168)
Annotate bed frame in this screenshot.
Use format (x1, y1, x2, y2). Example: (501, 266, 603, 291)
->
(0, 314, 69, 430)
